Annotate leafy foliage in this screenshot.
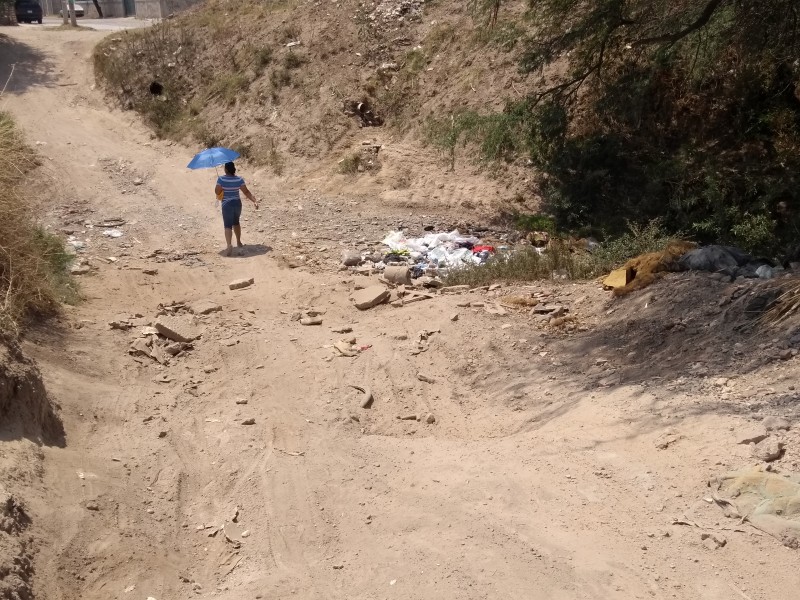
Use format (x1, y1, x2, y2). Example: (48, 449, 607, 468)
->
(438, 0, 800, 256)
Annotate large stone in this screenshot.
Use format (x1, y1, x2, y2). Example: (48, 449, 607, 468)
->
(228, 278, 254, 290)
(751, 437, 784, 462)
(763, 416, 791, 432)
(341, 250, 363, 267)
(189, 299, 222, 315)
(155, 316, 201, 343)
(351, 286, 390, 310)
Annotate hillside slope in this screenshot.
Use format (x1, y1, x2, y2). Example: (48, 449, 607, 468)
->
(94, 0, 538, 218)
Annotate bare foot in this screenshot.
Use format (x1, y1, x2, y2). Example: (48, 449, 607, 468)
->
(224, 246, 232, 257)
(237, 241, 244, 248)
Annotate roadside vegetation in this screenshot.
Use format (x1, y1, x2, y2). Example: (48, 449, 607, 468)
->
(93, 0, 800, 261)
(0, 112, 76, 335)
(445, 219, 680, 286)
(432, 0, 800, 258)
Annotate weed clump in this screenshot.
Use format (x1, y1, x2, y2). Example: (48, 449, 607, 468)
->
(0, 113, 76, 335)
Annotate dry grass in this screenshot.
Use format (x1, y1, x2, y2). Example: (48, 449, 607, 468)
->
(444, 242, 605, 287)
(762, 278, 800, 325)
(0, 112, 76, 335)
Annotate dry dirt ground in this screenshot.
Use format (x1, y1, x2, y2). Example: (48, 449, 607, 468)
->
(2, 26, 800, 600)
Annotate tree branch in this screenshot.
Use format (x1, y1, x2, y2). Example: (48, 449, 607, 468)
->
(634, 0, 727, 47)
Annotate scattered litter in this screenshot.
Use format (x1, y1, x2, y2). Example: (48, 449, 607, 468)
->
(350, 385, 375, 408)
(102, 228, 124, 238)
(349, 384, 374, 408)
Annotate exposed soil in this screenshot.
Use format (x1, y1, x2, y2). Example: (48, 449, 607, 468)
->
(1, 24, 800, 600)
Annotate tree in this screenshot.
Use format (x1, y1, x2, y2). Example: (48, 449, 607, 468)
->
(511, 0, 800, 254)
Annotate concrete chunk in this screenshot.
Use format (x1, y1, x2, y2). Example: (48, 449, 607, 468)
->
(155, 316, 201, 343)
(351, 285, 390, 310)
(189, 299, 222, 315)
(228, 278, 254, 290)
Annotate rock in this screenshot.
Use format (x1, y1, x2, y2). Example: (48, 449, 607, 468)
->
(701, 532, 727, 549)
(341, 250, 362, 266)
(763, 416, 791, 431)
(129, 337, 153, 357)
(484, 304, 508, 316)
(242, 418, 256, 425)
(713, 377, 729, 387)
(241, 530, 251, 538)
(450, 313, 459, 322)
(189, 299, 222, 315)
(399, 414, 418, 421)
(228, 278, 254, 290)
(235, 398, 249, 405)
(158, 431, 167, 438)
(143, 268, 159, 276)
(778, 348, 794, 361)
(164, 342, 186, 356)
(109, 319, 133, 330)
(85, 500, 100, 511)
(331, 326, 353, 333)
(155, 316, 201, 343)
(417, 373, 435, 384)
(300, 317, 323, 326)
(751, 437, 784, 462)
(425, 413, 436, 424)
(655, 431, 681, 450)
(70, 264, 91, 275)
(351, 286, 390, 310)
(203, 365, 217, 374)
(737, 426, 768, 445)
(456, 301, 471, 308)
(489, 284, 502, 291)
(133, 177, 144, 186)
(383, 266, 412, 285)
(533, 305, 564, 314)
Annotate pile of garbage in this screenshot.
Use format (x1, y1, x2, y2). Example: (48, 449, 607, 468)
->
(604, 243, 798, 295)
(343, 229, 507, 278)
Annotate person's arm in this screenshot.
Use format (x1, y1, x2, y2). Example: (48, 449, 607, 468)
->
(240, 184, 259, 209)
(215, 184, 223, 198)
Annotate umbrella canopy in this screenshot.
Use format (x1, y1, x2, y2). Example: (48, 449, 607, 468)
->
(187, 147, 240, 170)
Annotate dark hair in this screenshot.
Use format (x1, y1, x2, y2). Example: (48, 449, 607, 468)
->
(224, 161, 236, 175)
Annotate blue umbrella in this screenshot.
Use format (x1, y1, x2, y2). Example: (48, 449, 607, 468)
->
(187, 147, 240, 170)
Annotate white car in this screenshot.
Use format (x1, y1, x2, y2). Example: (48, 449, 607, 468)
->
(59, 2, 84, 17)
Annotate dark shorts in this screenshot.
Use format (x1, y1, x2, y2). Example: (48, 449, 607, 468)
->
(221, 200, 242, 229)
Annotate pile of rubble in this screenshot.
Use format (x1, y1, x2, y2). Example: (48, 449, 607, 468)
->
(110, 299, 221, 366)
(367, 0, 426, 25)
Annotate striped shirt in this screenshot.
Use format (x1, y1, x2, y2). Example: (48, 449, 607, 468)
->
(217, 175, 245, 206)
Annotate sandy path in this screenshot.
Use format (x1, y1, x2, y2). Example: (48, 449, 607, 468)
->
(1, 26, 798, 600)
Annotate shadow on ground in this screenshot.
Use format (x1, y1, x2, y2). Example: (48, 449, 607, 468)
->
(0, 32, 56, 94)
(217, 244, 272, 258)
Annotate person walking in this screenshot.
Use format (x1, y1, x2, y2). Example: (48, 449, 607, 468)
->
(215, 161, 259, 256)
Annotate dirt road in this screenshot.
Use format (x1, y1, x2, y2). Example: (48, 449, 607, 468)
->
(1, 26, 799, 600)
